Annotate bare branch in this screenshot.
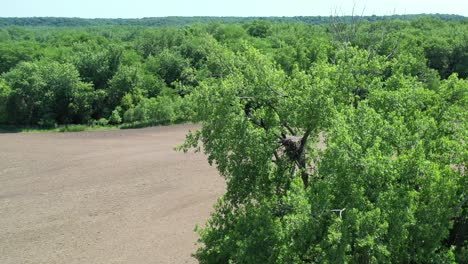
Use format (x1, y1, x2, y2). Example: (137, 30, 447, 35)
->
(331, 208, 346, 218)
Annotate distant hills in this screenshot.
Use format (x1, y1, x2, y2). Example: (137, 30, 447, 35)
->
(0, 14, 466, 27)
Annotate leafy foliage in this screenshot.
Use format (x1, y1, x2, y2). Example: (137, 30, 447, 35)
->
(3, 60, 93, 125)
(0, 17, 466, 262)
(0, 14, 466, 27)
(180, 28, 467, 263)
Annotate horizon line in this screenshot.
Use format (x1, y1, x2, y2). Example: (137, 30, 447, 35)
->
(1, 13, 466, 20)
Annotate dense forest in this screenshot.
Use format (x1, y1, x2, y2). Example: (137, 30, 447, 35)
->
(0, 15, 467, 262)
(0, 14, 466, 27)
(0, 16, 467, 128)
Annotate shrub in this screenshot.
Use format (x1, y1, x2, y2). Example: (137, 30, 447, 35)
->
(97, 118, 109, 126)
(123, 96, 184, 124)
(108, 109, 122, 124)
(58, 125, 86, 132)
(123, 108, 135, 123)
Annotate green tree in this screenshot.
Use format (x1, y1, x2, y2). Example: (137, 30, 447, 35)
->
(182, 45, 467, 263)
(0, 78, 11, 123)
(107, 64, 164, 110)
(0, 41, 42, 73)
(246, 21, 272, 38)
(134, 28, 184, 58)
(3, 61, 94, 125)
(107, 65, 143, 109)
(70, 41, 122, 89)
(145, 49, 189, 87)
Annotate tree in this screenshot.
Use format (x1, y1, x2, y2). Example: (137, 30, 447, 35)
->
(69, 41, 122, 89)
(246, 21, 272, 38)
(0, 78, 11, 123)
(0, 41, 42, 73)
(107, 64, 165, 111)
(182, 44, 467, 263)
(134, 28, 185, 59)
(145, 49, 189, 87)
(107, 65, 144, 109)
(3, 61, 94, 125)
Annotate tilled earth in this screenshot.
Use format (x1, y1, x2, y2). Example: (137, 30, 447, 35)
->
(0, 124, 224, 264)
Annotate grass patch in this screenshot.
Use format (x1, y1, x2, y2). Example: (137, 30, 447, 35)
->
(1, 120, 187, 133)
(0, 124, 118, 133)
(58, 125, 87, 132)
(56, 125, 118, 132)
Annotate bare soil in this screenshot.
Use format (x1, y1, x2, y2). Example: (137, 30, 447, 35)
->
(0, 124, 224, 264)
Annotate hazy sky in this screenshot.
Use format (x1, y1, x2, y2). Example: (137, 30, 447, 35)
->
(1, 0, 467, 18)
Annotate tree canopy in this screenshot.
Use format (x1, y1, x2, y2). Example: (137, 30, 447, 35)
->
(0, 16, 467, 262)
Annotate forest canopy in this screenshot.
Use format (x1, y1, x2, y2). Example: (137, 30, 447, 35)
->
(0, 14, 466, 27)
(0, 15, 467, 263)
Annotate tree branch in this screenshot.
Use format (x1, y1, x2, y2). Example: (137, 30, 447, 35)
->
(298, 127, 312, 158)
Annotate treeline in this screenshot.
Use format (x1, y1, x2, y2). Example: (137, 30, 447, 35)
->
(0, 17, 467, 128)
(0, 14, 466, 27)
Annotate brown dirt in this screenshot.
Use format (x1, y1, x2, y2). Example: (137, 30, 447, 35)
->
(0, 124, 224, 264)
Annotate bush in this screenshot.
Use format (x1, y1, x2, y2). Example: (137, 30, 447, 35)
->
(37, 118, 57, 128)
(58, 125, 86, 132)
(108, 109, 122, 124)
(97, 118, 108, 126)
(123, 108, 135, 123)
(123, 96, 184, 124)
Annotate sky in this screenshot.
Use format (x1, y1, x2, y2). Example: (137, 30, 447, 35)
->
(1, 0, 467, 18)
